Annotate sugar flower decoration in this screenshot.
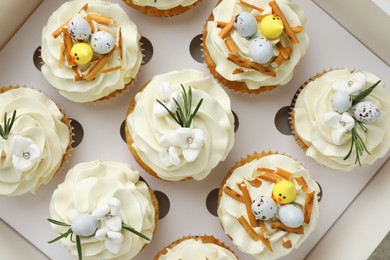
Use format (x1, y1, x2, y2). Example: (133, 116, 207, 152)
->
(324, 112, 355, 145)
(332, 72, 366, 96)
(159, 128, 204, 166)
(92, 198, 123, 254)
(95, 227, 124, 254)
(153, 82, 179, 117)
(10, 135, 42, 172)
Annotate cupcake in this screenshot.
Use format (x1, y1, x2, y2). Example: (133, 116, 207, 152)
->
(291, 69, 390, 171)
(0, 86, 71, 197)
(218, 152, 320, 259)
(154, 235, 238, 259)
(41, 0, 142, 103)
(123, 0, 204, 17)
(125, 69, 235, 181)
(48, 160, 158, 260)
(203, 0, 309, 94)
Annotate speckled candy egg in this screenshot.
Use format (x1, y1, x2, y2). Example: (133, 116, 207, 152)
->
(331, 91, 352, 113)
(67, 16, 91, 42)
(91, 31, 115, 55)
(234, 12, 258, 38)
(251, 195, 277, 220)
(352, 101, 381, 123)
(248, 37, 273, 64)
(278, 204, 304, 228)
(71, 214, 99, 237)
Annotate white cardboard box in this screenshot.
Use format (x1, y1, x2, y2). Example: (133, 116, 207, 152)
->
(1, 0, 390, 259)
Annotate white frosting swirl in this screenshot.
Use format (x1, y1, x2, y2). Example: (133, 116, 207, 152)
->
(126, 69, 235, 181)
(0, 88, 70, 197)
(205, 0, 309, 90)
(157, 237, 238, 260)
(294, 70, 390, 171)
(50, 161, 156, 260)
(130, 0, 198, 10)
(41, 0, 142, 102)
(218, 154, 320, 259)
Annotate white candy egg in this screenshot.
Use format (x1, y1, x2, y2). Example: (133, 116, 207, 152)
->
(331, 91, 352, 113)
(248, 37, 273, 64)
(91, 31, 115, 54)
(67, 16, 91, 42)
(71, 214, 99, 237)
(352, 101, 381, 123)
(233, 12, 258, 38)
(278, 204, 304, 228)
(251, 195, 277, 220)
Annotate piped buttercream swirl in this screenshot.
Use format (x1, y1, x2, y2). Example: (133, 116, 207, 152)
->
(126, 69, 235, 181)
(41, 0, 142, 102)
(0, 88, 70, 197)
(50, 160, 156, 260)
(294, 69, 390, 171)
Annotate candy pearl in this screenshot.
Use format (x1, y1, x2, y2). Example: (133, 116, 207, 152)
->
(233, 12, 258, 38)
(352, 101, 381, 123)
(251, 195, 277, 220)
(67, 16, 92, 42)
(331, 91, 352, 113)
(248, 37, 273, 64)
(278, 204, 304, 228)
(260, 14, 284, 40)
(71, 214, 99, 237)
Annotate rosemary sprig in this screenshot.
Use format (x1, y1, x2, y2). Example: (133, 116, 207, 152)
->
(122, 223, 150, 241)
(352, 80, 381, 105)
(343, 80, 381, 165)
(156, 85, 203, 128)
(47, 218, 83, 260)
(343, 123, 370, 165)
(0, 110, 16, 140)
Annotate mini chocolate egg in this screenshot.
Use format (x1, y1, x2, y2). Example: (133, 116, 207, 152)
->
(67, 16, 91, 42)
(91, 31, 115, 55)
(248, 37, 273, 64)
(71, 43, 93, 65)
(331, 91, 352, 113)
(251, 195, 277, 220)
(278, 204, 304, 228)
(260, 14, 284, 40)
(272, 180, 297, 204)
(233, 12, 258, 38)
(352, 101, 381, 123)
(71, 214, 99, 236)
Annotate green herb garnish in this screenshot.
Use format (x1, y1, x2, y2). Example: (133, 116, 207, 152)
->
(344, 80, 381, 165)
(47, 218, 150, 260)
(156, 84, 203, 128)
(0, 110, 16, 140)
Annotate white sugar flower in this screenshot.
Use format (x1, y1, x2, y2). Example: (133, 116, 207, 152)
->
(159, 128, 204, 163)
(153, 82, 180, 117)
(95, 227, 124, 254)
(159, 146, 181, 167)
(332, 72, 366, 96)
(92, 198, 122, 232)
(10, 135, 42, 172)
(324, 112, 355, 145)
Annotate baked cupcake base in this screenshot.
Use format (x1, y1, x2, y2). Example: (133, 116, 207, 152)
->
(124, 0, 204, 17)
(154, 235, 238, 259)
(0, 86, 72, 197)
(218, 152, 320, 259)
(290, 69, 390, 171)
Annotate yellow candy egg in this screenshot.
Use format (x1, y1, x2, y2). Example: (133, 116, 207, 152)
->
(260, 14, 284, 40)
(272, 180, 297, 204)
(71, 43, 93, 65)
